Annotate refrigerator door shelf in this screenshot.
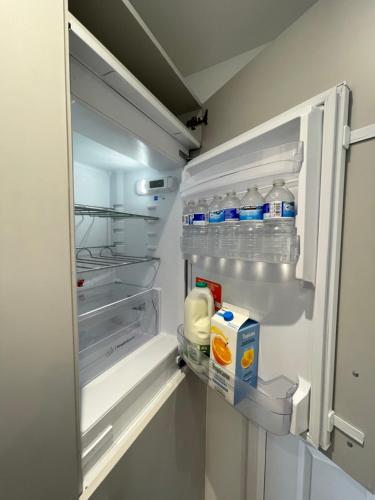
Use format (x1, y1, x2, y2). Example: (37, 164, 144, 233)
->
(177, 325, 297, 436)
(181, 140, 303, 201)
(181, 232, 300, 265)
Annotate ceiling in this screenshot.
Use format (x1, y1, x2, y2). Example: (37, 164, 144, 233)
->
(129, 0, 317, 76)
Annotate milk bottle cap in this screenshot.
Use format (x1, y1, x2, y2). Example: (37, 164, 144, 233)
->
(196, 281, 208, 288)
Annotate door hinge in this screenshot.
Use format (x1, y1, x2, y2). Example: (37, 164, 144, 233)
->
(342, 125, 351, 149)
(186, 109, 208, 130)
(179, 147, 201, 162)
(328, 410, 365, 446)
(179, 150, 190, 161)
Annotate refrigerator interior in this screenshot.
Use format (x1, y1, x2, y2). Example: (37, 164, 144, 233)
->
(73, 106, 175, 376)
(70, 93, 185, 478)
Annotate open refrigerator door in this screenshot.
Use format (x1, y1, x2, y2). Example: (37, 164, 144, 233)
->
(178, 83, 349, 451)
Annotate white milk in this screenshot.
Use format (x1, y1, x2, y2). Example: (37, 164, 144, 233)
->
(184, 282, 214, 369)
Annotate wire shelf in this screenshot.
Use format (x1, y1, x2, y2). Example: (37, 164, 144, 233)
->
(75, 204, 159, 221)
(76, 246, 160, 273)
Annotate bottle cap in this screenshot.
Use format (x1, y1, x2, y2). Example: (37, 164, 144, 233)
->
(196, 281, 208, 288)
(223, 311, 234, 321)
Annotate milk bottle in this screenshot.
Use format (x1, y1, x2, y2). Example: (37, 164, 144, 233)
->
(184, 282, 214, 369)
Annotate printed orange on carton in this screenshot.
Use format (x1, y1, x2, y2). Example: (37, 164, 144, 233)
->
(209, 303, 259, 405)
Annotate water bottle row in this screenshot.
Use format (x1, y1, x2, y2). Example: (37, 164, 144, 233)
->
(183, 179, 296, 231)
(182, 179, 299, 263)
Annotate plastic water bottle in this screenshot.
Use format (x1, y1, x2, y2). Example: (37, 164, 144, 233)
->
(182, 201, 195, 251)
(220, 191, 240, 256)
(192, 199, 209, 251)
(239, 186, 264, 259)
(263, 179, 295, 230)
(182, 201, 191, 229)
(208, 195, 223, 255)
(208, 195, 224, 224)
(239, 186, 264, 227)
(263, 179, 297, 262)
(192, 199, 209, 226)
(222, 191, 240, 223)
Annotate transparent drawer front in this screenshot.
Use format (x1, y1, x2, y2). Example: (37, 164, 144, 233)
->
(77, 282, 146, 316)
(177, 325, 297, 435)
(79, 289, 159, 386)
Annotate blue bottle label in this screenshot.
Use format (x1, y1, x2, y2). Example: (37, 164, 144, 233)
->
(182, 214, 190, 226)
(209, 209, 224, 223)
(263, 201, 295, 219)
(193, 212, 208, 225)
(224, 207, 239, 221)
(282, 202, 295, 218)
(239, 205, 263, 221)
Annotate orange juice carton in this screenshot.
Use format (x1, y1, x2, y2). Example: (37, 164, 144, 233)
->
(209, 303, 259, 405)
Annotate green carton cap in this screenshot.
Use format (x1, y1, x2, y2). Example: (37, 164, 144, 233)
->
(196, 281, 208, 288)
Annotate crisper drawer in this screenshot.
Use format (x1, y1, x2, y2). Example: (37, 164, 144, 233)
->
(78, 289, 160, 386)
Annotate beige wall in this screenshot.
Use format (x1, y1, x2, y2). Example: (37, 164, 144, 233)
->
(0, 1, 80, 499)
(202, 0, 375, 491)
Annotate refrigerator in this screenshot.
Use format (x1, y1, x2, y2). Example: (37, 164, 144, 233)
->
(68, 14, 351, 500)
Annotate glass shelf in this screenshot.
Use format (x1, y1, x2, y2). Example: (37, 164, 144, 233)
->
(177, 325, 297, 435)
(181, 230, 299, 264)
(79, 289, 160, 387)
(75, 203, 159, 221)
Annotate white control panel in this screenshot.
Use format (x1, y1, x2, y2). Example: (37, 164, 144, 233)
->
(135, 176, 178, 195)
